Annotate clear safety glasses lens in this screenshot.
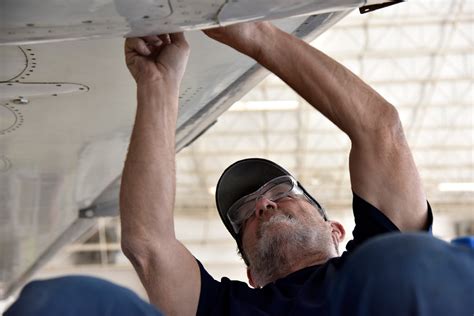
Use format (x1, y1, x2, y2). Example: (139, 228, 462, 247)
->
(227, 175, 299, 234)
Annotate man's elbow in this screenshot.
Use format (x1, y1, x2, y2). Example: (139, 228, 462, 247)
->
(121, 231, 173, 271)
(378, 104, 405, 144)
(355, 102, 404, 145)
(121, 232, 165, 272)
(121, 238, 149, 270)
(375, 101, 401, 128)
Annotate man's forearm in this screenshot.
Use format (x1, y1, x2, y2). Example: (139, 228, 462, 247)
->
(249, 23, 396, 140)
(120, 81, 179, 252)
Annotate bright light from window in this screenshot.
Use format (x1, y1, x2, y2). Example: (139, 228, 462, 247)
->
(208, 186, 216, 195)
(438, 182, 474, 192)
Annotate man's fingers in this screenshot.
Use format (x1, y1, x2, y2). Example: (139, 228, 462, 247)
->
(126, 33, 186, 52)
(142, 35, 162, 47)
(125, 37, 151, 56)
(170, 32, 185, 43)
(158, 34, 171, 45)
(170, 33, 189, 51)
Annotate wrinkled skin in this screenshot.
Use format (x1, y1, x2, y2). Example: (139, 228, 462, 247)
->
(241, 196, 345, 288)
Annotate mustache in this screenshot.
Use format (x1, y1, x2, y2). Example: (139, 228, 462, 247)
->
(256, 213, 296, 239)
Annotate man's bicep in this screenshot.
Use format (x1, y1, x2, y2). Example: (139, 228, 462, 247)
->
(137, 239, 201, 316)
(348, 130, 428, 232)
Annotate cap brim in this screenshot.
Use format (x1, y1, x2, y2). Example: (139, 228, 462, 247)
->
(215, 158, 291, 240)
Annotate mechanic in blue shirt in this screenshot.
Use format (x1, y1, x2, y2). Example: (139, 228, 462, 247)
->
(6, 22, 474, 316)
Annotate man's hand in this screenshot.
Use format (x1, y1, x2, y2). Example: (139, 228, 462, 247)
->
(125, 33, 190, 85)
(203, 22, 272, 58)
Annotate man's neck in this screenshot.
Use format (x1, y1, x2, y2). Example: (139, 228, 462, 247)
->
(257, 249, 337, 288)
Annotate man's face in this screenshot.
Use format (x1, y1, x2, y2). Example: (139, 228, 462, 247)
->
(239, 194, 340, 287)
(241, 195, 325, 246)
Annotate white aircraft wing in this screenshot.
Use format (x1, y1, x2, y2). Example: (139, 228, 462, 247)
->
(0, 0, 402, 299)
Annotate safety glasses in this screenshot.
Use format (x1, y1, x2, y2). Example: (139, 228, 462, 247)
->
(227, 175, 322, 234)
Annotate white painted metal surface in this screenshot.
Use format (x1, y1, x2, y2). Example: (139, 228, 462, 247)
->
(0, 0, 362, 45)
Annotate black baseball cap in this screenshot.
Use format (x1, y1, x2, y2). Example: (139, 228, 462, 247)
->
(215, 158, 325, 241)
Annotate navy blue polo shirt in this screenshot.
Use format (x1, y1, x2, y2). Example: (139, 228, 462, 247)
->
(196, 193, 433, 316)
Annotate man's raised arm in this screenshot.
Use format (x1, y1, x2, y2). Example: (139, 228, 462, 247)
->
(120, 33, 200, 316)
(205, 23, 428, 231)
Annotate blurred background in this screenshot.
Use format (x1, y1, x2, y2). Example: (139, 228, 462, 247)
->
(5, 0, 471, 303)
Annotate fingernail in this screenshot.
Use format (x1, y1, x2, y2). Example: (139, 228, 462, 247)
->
(141, 43, 151, 55)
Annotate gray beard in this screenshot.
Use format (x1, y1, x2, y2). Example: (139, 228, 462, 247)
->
(247, 214, 332, 287)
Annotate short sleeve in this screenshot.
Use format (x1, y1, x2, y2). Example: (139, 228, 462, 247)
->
(196, 259, 261, 316)
(196, 259, 222, 316)
(345, 193, 433, 253)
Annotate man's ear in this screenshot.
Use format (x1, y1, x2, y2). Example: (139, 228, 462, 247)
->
(247, 267, 258, 288)
(329, 220, 345, 243)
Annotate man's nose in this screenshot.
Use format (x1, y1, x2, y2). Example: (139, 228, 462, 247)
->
(255, 196, 277, 218)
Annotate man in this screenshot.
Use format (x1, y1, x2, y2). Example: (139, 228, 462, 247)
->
(6, 23, 473, 316)
(118, 22, 473, 315)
